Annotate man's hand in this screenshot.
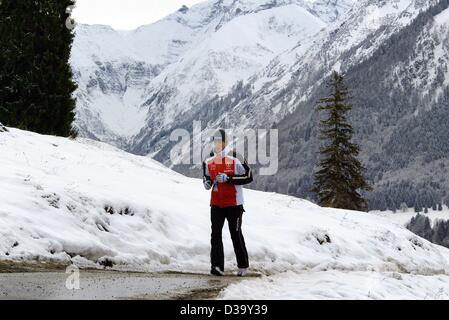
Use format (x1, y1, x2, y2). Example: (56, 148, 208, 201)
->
(203, 177, 213, 190)
(216, 173, 229, 183)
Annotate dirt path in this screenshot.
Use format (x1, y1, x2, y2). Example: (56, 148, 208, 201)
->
(0, 262, 255, 300)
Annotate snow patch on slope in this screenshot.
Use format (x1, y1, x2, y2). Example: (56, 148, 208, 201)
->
(373, 207, 449, 228)
(434, 6, 449, 25)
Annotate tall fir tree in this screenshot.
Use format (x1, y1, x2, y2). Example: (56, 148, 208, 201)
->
(0, 0, 77, 136)
(312, 72, 371, 211)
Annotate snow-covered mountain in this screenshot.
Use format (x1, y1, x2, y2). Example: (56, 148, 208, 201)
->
(71, 10, 203, 148)
(250, 0, 449, 208)
(154, 0, 449, 211)
(166, 0, 445, 137)
(71, 0, 354, 151)
(2, 127, 449, 298)
(70, 0, 449, 211)
(71, 1, 215, 146)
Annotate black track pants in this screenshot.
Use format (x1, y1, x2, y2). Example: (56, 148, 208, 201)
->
(210, 205, 249, 270)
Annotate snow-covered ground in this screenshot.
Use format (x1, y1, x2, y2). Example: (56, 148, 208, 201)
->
(220, 270, 449, 300)
(2, 127, 449, 299)
(372, 208, 449, 227)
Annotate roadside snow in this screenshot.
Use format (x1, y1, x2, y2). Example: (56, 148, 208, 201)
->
(1, 128, 449, 280)
(220, 270, 449, 300)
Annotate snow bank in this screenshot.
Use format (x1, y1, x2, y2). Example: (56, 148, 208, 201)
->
(372, 208, 449, 228)
(219, 270, 449, 300)
(1, 128, 449, 276)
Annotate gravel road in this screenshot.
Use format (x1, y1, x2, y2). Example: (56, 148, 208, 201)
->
(0, 270, 244, 300)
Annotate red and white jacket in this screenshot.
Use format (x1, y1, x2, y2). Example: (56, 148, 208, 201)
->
(203, 150, 253, 208)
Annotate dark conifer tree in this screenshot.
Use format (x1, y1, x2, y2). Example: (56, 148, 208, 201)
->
(312, 72, 371, 211)
(0, 0, 77, 136)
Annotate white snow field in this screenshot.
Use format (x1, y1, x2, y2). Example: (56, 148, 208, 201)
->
(2, 127, 449, 299)
(373, 208, 449, 228)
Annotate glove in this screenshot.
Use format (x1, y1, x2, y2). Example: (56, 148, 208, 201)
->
(203, 178, 213, 190)
(216, 173, 229, 183)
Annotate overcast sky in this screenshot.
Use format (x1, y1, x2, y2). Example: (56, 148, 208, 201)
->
(72, 0, 205, 30)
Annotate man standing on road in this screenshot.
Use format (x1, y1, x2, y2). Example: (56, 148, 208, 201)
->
(203, 129, 253, 277)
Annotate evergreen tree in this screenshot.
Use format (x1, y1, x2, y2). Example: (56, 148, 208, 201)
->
(0, 0, 77, 136)
(400, 202, 408, 213)
(407, 214, 433, 241)
(414, 204, 421, 213)
(432, 220, 443, 245)
(312, 72, 371, 211)
(414, 196, 422, 213)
